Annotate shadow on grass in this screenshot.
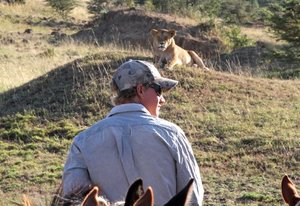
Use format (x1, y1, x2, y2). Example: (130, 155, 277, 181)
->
(0, 54, 152, 121)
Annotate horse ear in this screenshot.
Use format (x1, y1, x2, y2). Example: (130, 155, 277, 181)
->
(125, 179, 145, 206)
(281, 174, 300, 206)
(134, 187, 154, 206)
(164, 179, 194, 206)
(81, 186, 100, 206)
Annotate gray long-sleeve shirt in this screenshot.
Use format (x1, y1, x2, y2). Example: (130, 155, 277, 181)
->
(62, 103, 204, 205)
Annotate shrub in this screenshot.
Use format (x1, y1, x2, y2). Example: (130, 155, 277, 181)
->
(223, 26, 253, 50)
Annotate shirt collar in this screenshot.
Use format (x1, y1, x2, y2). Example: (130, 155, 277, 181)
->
(106, 103, 152, 118)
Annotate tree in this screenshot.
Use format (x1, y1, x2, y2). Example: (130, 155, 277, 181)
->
(45, 0, 78, 18)
(219, 0, 255, 24)
(265, 0, 300, 58)
(152, 0, 186, 13)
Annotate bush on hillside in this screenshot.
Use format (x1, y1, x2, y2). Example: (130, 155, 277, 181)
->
(223, 26, 253, 50)
(87, 0, 110, 15)
(87, 0, 137, 16)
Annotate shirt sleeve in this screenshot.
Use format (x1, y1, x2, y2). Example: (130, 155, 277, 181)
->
(62, 138, 92, 197)
(174, 131, 204, 206)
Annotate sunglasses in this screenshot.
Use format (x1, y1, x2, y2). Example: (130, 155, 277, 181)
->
(148, 83, 162, 96)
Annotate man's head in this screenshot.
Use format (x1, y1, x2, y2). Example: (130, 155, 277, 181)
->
(111, 60, 178, 116)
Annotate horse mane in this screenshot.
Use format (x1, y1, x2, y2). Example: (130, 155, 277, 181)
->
(50, 181, 93, 206)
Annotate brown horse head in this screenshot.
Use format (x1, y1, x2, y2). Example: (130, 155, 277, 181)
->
(81, 179, 154, 206)
(81, 178, 194, 206)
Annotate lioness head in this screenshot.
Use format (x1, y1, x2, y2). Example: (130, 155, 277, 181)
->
(150, 29, 176, 51)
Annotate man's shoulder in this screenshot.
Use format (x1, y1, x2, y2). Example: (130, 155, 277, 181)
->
(73, 119, 107, 141)
(155, 118, 184, 134)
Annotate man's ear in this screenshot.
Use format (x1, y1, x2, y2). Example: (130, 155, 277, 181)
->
(136, 84, 145, 97)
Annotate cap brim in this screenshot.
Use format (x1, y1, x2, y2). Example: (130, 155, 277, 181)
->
(154, 77, 178, 92)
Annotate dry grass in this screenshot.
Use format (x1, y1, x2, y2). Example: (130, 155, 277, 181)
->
(0, 0, 152, 93)
(0, 41, 96, 92)
(0, 0, 91, 22)
(240, 26, 284, 45)
(70, 0, 93, 21)
(0, 0, 49, 16)
(0, 40, 151, 92)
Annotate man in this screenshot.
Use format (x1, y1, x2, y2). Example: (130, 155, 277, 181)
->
(62, 59, 204, 205)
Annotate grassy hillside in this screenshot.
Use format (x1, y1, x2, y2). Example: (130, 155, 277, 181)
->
(1, 1, 300, 206)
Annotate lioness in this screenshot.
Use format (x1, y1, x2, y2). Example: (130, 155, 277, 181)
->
(150, 29, 209, 70)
